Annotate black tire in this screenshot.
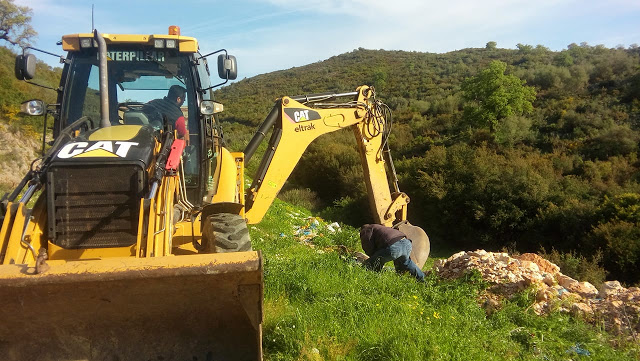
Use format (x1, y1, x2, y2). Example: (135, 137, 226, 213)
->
(202, 213, 252, 253)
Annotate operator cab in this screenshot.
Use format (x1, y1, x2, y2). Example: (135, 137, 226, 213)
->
(14, 27, 236, 206)
(62, 45, 200, 178)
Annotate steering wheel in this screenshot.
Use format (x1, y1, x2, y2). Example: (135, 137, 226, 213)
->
(118, 101, 145, 112)
(118, 102, 151, 125)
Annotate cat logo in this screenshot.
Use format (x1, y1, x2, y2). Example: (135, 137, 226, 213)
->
(284, 108, 321, 123)
(57, 141, 139, 159)
(294, 110, 310, 122)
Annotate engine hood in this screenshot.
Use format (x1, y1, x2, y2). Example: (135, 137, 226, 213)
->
(50, 125, 157, 168)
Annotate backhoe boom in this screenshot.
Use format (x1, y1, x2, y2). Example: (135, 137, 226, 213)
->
(244, 86, 408, 226)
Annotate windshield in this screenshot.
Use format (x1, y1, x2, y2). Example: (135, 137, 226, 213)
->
(63, 47, 195, 125)
(62, 46, 201, 187)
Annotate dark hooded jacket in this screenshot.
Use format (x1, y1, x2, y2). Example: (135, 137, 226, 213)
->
(359, 224, 407, 256)
(142, 97, 187, 136)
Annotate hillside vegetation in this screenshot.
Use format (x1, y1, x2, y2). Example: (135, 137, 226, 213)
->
(0, 46, 60, 195)
(214, 43, 640, 285)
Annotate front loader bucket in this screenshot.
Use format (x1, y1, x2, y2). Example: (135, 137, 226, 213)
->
(0, 252, 263, 361)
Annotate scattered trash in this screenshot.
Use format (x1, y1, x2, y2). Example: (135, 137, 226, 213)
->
(566, 343, 591, 356)
(353, 251, 369, 264)
(294, 217, 321, 241)
(557, 288, 568, 296)
(326, 222, 341, 233)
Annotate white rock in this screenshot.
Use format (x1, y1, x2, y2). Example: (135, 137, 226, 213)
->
(557, 274, 579, 290)
(542, 273, 556, 286)
(575, 281, 599, 298)
(520, 260, 540, 273)
(599, 280, 624, 298)
(571, 302, 593, 316)
(469, 250, 487, 257)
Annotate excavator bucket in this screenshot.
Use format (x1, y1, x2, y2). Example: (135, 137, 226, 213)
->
(0, 252, 263, 361)
(397, 222, 430, 269)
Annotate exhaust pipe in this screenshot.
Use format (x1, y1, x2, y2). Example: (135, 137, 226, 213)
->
(94, 29, 110, 128)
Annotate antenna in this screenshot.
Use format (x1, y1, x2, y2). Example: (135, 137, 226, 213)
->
(91, 4, 95, 31)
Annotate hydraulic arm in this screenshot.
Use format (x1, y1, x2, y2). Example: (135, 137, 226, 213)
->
(243, 85, 409, 226)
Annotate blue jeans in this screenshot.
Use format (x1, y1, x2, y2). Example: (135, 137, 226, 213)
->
(363, 238, 425, 281)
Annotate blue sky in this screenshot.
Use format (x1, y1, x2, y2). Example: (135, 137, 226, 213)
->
(16, 0, 640, 79)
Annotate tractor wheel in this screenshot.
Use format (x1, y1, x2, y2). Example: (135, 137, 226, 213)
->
(203, 213, 252, 253)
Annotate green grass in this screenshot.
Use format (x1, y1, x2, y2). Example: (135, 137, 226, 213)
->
(252, 199, 639, 360)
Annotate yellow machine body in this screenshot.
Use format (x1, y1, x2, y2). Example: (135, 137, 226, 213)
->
(1, 26, 261, 360)
(0, 124, 262, 359)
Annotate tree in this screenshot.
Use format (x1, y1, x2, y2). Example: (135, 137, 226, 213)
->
(0, 0, 36, 47)
(516, 43, 533, 53)
(461, 60, 536, 132)
(485, 41, 497, 50)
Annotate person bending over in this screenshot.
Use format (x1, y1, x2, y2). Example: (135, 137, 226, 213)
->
(359, 224, 425, 282)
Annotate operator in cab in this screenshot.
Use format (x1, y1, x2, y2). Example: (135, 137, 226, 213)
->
(143, 84, 188, 139)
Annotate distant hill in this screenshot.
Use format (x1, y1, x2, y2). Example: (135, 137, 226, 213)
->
(215, 44, 640, 284)
(215, 45, 639, 127)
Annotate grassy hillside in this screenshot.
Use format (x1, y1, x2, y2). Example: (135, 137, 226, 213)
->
(0, 46, 61, 195)
(215, 44, 640, 285)
(254, 199, 638, 360)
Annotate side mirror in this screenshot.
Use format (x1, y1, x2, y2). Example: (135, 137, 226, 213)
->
(20, 100, 45, 116)
(15, 54, 37, 80)
(217, 54, 237, 80)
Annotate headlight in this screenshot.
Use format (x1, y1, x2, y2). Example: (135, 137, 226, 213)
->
(80, 38, 94, 48)
(154, 39, 165, 48)
(165, 39, 177, 49)
(20, 100, 45, 116)
(200, 100, 224, 115)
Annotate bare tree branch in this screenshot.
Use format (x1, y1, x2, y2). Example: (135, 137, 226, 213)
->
(0, 0, 36, 47)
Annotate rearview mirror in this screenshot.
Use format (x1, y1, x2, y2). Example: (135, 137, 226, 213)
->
(217, 54, 237, 80)
(15, 54, 37, 81)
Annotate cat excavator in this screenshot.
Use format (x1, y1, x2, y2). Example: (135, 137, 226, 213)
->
(0, 26, 429, 361)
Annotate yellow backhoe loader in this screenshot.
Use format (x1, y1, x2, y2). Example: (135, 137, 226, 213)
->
(0, 26, 428, 361)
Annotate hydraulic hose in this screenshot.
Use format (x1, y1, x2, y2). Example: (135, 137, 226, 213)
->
(244, 100, 281, 164)
(147, 134, 174, 200)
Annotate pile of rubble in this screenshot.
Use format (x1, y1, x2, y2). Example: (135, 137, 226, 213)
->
(433, 250, 640, 338)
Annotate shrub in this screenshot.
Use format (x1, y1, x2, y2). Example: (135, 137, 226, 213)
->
(538, 249, 606, 287)
(580, 125, 640, 160)
(318, 196, 372, 227)
(588, 220, 640, 285)
(278, 188, 325, 213)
